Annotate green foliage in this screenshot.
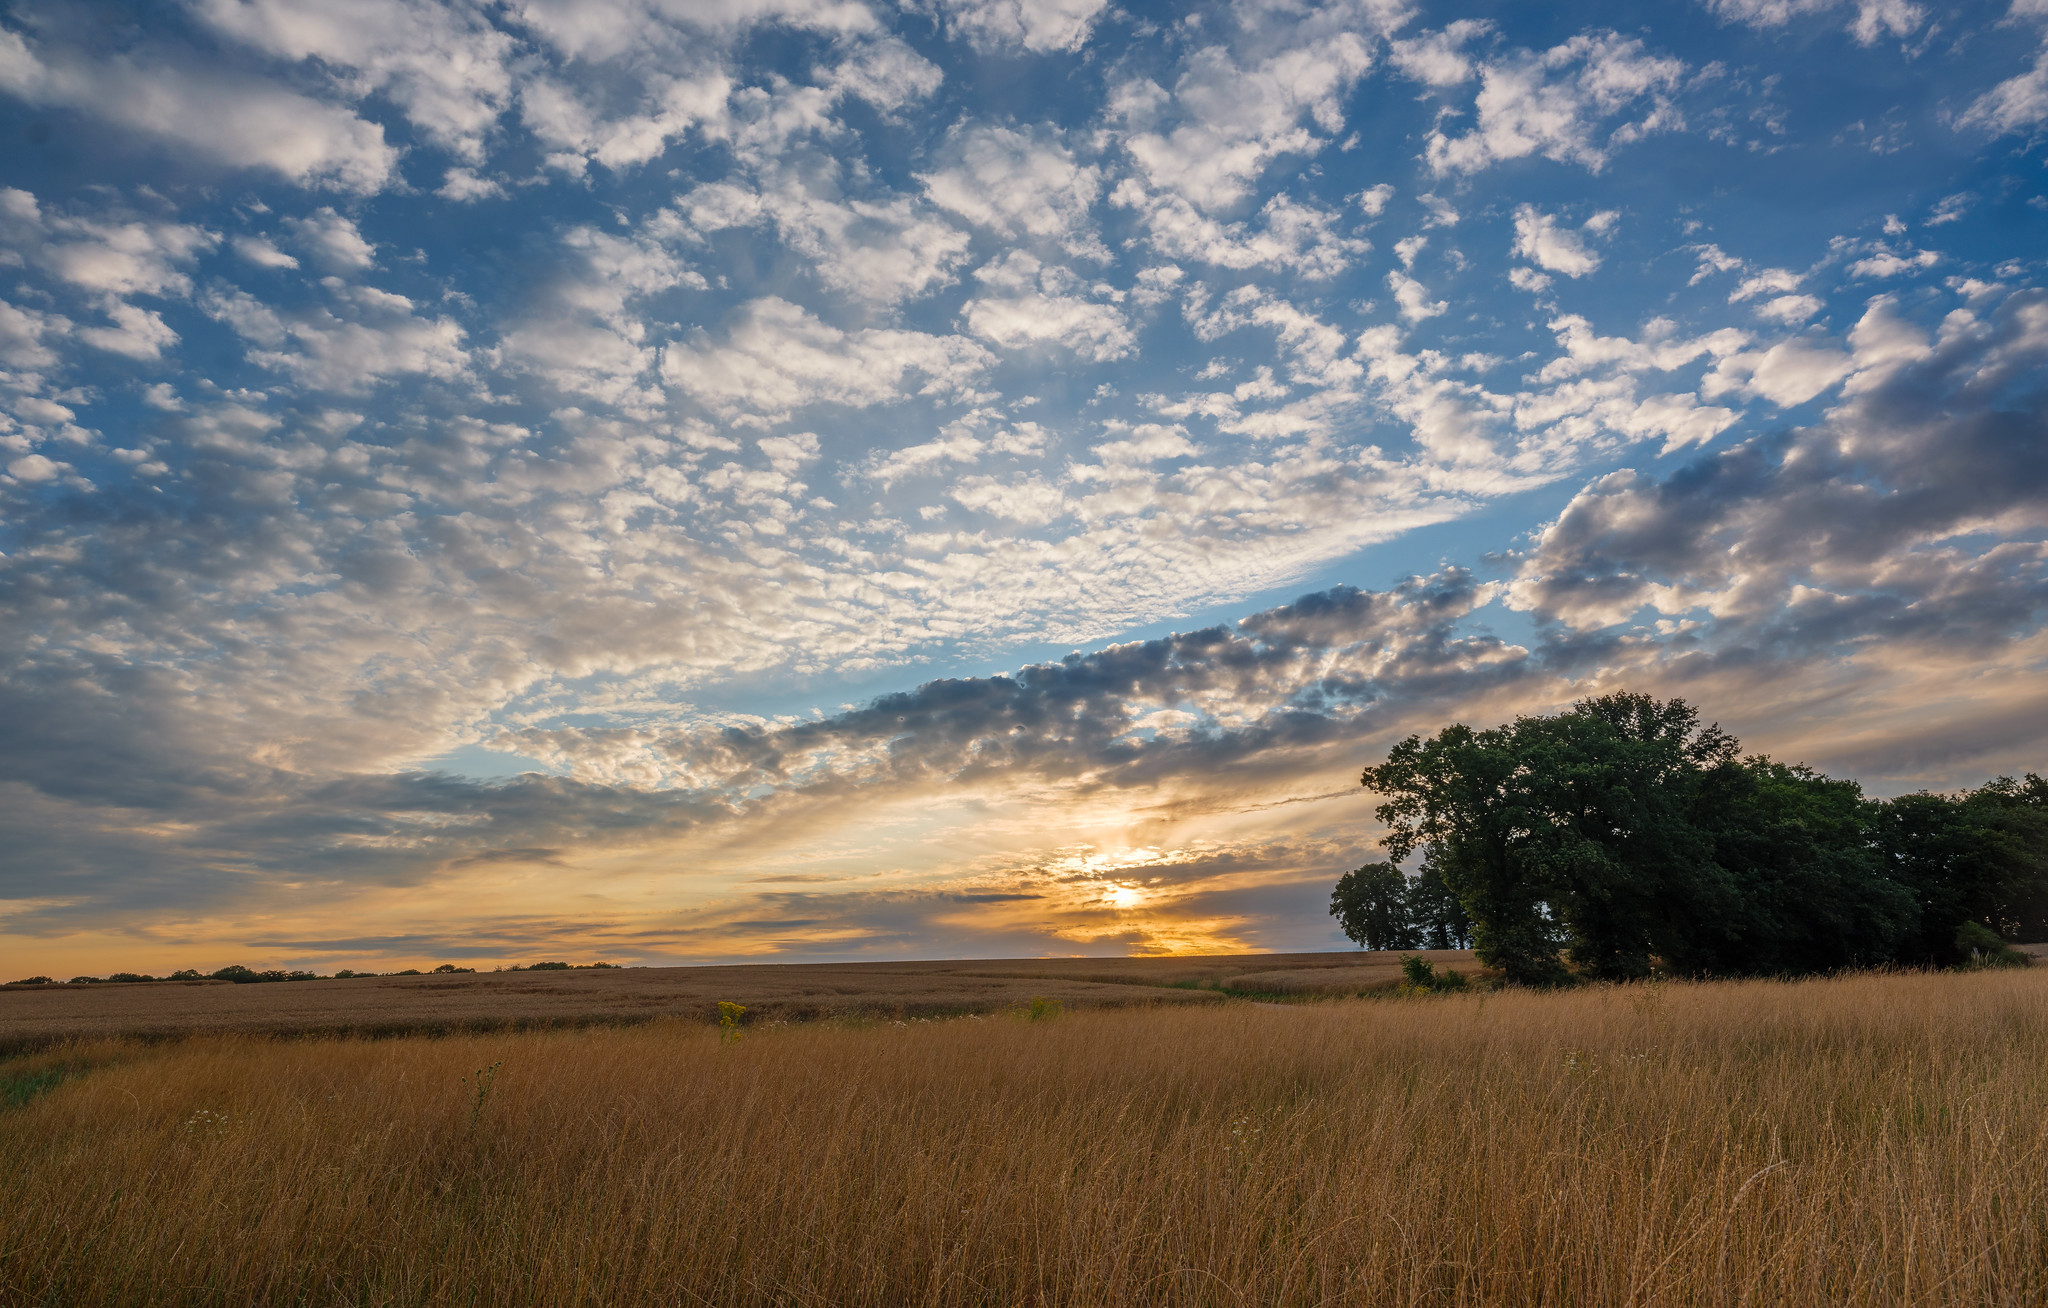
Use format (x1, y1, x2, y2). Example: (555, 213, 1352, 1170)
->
(1330, 862, 1420, 950)
(1954, 920, 2029, 970)
(1025, 996, 1064, 1021)
(1358, 691, 2046, 983)
(1397, 955, 1469, 994)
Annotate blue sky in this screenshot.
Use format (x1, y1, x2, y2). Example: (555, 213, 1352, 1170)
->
(2, 0, 2046, 974)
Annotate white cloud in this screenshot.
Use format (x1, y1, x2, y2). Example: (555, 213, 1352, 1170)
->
(1388, 20, 1492, 86)
(521, 70, 733, 173)
(192, 0, 519, 163)
(1387, 271, 1447, 322)
(816, 36, 943, 110)
(930, 0, 1110, 53)
(1730, 268, 1803, 301)
(663, 297, 992, 421)
(77, 303, 180, 360)
(1122, 191, 1368, 280)
(0, 30, 396, 192)
(918, 125, 1103, 257)
(233, 235, 300, 269)
(6, 452, 65, 482)
(1701, 335, 1853, 407)
(678, 170, 970, 307)
(1426, 32, 1687, 175)
(438, 168, 506, 202)
(284, 208, 376, 273)
(1958, 46, 2048, 134)
(1112, 36, 1375, 211)
(1705, 0, 1926, 46)
(1848, 247, 1939, 279)
(0, 300, 68, 373)
(210, 284, 470, 391)
(1754, 294, 1824, 323)
(1357, 183, 1394, 217)
(495, 225, 704, 405)
(961, 254, 1134, 362)
(1510, 205, 1606, 277)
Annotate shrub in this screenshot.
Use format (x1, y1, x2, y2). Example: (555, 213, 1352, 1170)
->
(1397, 955, 1469, 994)
(1955, 920, 2029, 970)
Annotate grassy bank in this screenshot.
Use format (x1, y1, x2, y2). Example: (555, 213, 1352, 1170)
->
(3, 968, 2045, 1306)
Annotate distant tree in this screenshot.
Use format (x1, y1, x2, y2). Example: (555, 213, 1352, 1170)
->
(1330, 862, 1420, 951)
(211, 965, 257, 983)
(1408, 851, 1473, 949)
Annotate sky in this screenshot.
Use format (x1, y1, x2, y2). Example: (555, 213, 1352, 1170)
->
(1, 0, 2045, 977)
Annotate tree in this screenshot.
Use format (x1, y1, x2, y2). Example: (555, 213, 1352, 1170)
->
(1408, 851, 1473, 949)
(1362, 692, 1737, 983)
(1683, 758, 1915, 974)
(1330, 862, 1419, 951)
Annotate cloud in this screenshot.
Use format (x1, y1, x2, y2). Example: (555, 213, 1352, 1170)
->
(1389, 20, 1493, 86)
(0, 29, 396, 192)
(1387, 271, 1448, 322)
(1511, 290, 2048, 636)
(928, 0, 1110, 53)
(284, 207, 377, 272)
(1704, 0, 1927, 46)
(1426, 32, 1687, 174)
(1511, 205, 1609, 277)
(210, 284, 471, 391)
(918, 124, 1104, 258)
(191, 0, 518, 163)
(663, 297, 992, 421)
(960, 253, 1135, 361)
(1112, 34, 1376, 210)
(677, 170, 970, 307)
(1121, 191, 1369, 280)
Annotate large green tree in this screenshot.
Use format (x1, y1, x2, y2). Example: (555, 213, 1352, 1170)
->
(1362, 692, 1740, 983)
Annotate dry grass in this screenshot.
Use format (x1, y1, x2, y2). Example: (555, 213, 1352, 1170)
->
(3, 967, 2046, 1306)
(0, 951, 1465, 1050)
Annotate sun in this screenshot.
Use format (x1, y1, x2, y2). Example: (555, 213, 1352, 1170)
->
(1104, 883, 1147, 909)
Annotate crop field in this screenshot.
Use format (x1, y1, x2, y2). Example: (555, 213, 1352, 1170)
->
(0, 950, 1476, 1049)
(3, 965, 2046, 1306)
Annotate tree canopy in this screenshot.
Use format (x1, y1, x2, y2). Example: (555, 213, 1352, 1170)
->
(1342, 692, 2045, 981)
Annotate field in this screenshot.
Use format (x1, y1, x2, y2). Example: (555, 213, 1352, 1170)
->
(4, 965, 2047, 1306)
(0, 950, 1476, 1050)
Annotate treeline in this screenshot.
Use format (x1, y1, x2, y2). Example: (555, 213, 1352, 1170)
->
(7, 961, 621, 987)
(1337, 692, 2047, 984)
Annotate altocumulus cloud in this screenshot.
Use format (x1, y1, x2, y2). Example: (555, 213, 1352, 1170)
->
(0, 0, 2043, 972)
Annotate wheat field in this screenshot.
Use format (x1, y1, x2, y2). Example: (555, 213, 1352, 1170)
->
(3, 967, 2046, 1306)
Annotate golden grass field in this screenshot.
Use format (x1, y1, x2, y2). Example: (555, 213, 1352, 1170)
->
(4, 964, 2047, 1306)
(0, 950, 1478, 1050)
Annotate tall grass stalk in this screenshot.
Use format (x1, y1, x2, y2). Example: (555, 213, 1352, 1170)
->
(3, 968, 2046, 1306)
